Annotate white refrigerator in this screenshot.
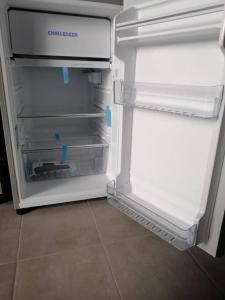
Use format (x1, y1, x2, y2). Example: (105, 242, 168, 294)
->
(0, 0, 225, 257)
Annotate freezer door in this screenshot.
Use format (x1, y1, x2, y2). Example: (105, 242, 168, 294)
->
(9, 9, 111, 60)
(109, 0, 225, 255)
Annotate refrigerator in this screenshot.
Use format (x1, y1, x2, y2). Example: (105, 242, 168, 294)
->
(0, 0, 225, 257)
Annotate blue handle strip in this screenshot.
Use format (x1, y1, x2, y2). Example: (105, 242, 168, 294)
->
(105, 106, 111, 127)
(61, 145, 68, 164)
(62, 67, 69, 84)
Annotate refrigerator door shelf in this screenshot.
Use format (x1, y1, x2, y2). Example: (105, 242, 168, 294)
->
(115, 2, 223, 30)
(107, 181, 197, 251)
(114, 81, 224, 119)
(117, 24, 220, 46)
(116, 3, 223, 47)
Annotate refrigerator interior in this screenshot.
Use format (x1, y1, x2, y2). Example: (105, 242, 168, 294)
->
(10, 65, 113, 206)
(109, 1, 225, 250)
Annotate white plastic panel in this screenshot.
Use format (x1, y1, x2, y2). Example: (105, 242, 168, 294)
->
(131, 41, 224, 228)
(22, 174, 109, 207)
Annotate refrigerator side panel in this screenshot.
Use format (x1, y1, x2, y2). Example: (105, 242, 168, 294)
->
(0, 60, 19, 207)
(0, 7, 24, 209)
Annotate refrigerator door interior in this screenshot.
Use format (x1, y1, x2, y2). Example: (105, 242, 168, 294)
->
(109, 0, 225, 254)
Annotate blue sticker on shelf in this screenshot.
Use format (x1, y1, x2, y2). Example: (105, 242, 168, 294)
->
(61, 145, 68, 164)
(62, 67, 69, 84)
(105, 106, 111, 127)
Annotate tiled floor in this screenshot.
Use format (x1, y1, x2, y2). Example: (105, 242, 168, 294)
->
(0, 198, 225, 300)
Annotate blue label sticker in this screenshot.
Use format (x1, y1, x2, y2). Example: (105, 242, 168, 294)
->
(61, 145, 68, 164)
(105, 106, 111, 127)
(62, 67, 69, 84)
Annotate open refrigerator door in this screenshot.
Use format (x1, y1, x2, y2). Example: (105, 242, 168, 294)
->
(108, 0, 225, 255)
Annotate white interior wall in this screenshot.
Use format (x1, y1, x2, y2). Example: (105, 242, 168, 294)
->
(29, 68, 90, 112)
(15, 67, 99, 141)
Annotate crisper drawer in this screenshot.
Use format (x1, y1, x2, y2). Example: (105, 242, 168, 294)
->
(9, 9, 111, 59)
(23, 146, 108, 182)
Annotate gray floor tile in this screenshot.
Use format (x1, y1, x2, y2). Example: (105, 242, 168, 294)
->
(0, 263, 15, 300)
(0, 202, 21, 264)
(0, 202, 21, 229)
(189, 247, 225, 297)
(105, 235, 223, 300)
(0, 228, 21, 264)
(89, 198, 151, 244)
(15, 245, 120, 300)
(19, 202, 101, 260)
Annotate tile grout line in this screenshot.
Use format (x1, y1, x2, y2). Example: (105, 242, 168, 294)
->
(12, 215, 23, 300)
(15, 242, 102, 263)
(17, 232, 153, 264)
(188, 250, 225, 299)
(87, 200, 123, 300)
(0, 260, 17, 267)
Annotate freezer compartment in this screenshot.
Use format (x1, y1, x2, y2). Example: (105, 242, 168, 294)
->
(9, 9, 111, 60)
(114, 81, 224, 118)
(23, 145, 108, 182)
(107, 181, 197, 251)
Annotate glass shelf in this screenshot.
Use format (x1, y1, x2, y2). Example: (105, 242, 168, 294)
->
(107, 181, 197, 251)
(22, 136, 108, 154)
(114, 80, 224, 118)
(17, 105, 105, 119)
